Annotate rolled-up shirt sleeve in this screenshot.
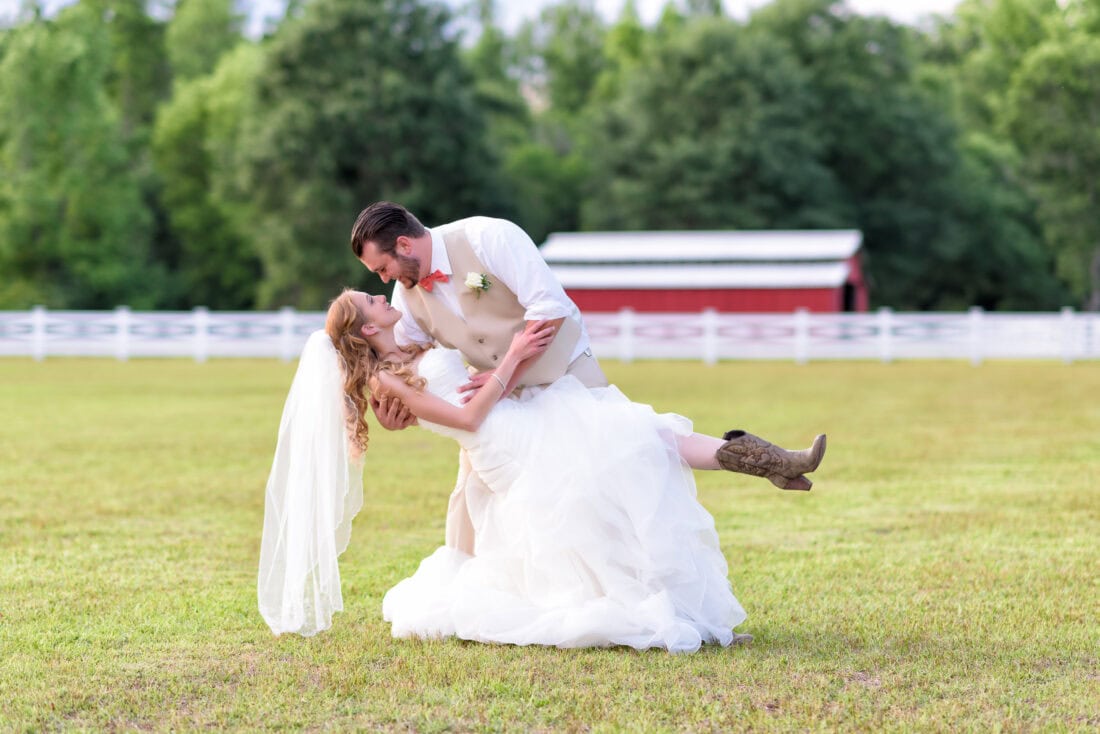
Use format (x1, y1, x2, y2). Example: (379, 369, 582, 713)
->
(473, 219, 573, 322)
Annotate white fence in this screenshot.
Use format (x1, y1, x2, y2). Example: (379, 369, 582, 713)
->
(0, 306, 1097, 364)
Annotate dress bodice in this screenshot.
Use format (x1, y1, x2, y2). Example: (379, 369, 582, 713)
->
(415, 348, 479, 443)
(417, 348, 471, 406)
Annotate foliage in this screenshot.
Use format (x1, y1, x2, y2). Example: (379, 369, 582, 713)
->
(515, 0, 607, 116)
(0, 0, 1094, 309)
(164, 0, 244, 83)
(592, 0, 647, 102)
(932, 0, 1061, 131)
(1, 358, 1098, 729)
(465, 0, 530, 152)
(918, 133, 1066, 309)
(236, 0, 508, 308)
(920, 0, 1088, 308)
(745, 0, 1067, 308)
(0, 3, 167, 308)
(1005, 32, 1100, 308)
(96, 0, 173, 141)
(584, 15, 845, 232)
(499, 0, 611, 242)
(151, 44, 264, 309)
(503, 139, 588, 242)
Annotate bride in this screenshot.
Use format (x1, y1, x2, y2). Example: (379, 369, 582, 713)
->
(258, 290, 825, 652)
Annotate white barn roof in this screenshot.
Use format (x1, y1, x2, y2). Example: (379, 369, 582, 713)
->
(540, 230, 861, 264)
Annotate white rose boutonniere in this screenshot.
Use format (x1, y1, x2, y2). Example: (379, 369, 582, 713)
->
(464, 272, 491, 297)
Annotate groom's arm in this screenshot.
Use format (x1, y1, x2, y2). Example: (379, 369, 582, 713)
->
(472, 219, 573, 325)
(370, 394, 417, 430)
(456, 219, 578, 402)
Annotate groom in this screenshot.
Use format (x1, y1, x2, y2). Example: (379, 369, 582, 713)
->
(350, 201, 609, 556)
(350, 202, 823, 557)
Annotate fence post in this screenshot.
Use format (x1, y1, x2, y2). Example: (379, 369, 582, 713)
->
(1060, 306, 1075, 364)
(279, 306, 297, 362)
(877, 307, 893, 363)
(31, 305, 47, 361)
(701, 308, 718, 366)
(618, 308, 635, 364)
(968, 306, 984, 366)
(114, 306, 131, 361)
(1088, 313, 1097, 361)
(193, 306, 209, 363)
(794, 308, 809, 365)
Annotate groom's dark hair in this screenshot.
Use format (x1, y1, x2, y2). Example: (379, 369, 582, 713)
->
(350, 202, 427, 258)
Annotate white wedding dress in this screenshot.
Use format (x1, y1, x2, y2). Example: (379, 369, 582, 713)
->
(381, 348, 747, 652)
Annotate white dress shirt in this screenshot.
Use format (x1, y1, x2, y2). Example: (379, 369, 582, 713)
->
(391, 216, 591, 363)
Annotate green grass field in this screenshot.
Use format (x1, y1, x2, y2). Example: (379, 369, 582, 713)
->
(1, 357, 1097, 731)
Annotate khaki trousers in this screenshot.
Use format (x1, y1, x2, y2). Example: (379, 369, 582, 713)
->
(444, 351, 608, 555)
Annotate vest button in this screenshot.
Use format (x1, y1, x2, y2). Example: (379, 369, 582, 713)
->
(492, 355, 498, 361)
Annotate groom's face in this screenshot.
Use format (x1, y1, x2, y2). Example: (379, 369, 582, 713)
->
(359, 239, 422, 289)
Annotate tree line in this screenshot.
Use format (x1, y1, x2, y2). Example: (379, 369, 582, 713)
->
(0, 0, 1097, 311)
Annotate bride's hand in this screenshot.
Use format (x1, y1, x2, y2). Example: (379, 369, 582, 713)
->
(507, 320, 556, 363)
(457, 371, 494, 404)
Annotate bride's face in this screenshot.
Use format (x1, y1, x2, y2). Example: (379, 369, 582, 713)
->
(352, 291, 401, 330)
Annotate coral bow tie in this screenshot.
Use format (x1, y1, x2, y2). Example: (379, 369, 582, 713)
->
(417, 269, 449, 292)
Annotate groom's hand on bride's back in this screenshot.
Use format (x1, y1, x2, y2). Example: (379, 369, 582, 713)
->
(370, 395, 417, 431)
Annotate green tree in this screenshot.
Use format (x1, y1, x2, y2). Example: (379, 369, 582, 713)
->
(592, 0, 647, 102)
(94, 0, 172, 140)
(515, 0, 607, 116)
(465, 0, 530, 151)
(583, 15, 844, 232)
(748, 0, 1062, 308)
(0, 4, 165, 308)
(152, 43, 263, 309)
(927, 0, 1060, 131)
(684, 0, 724, 16)
(165, 0, 244, 83)
(462, 0, 595, 243)
(503, 140, 588, 243)
(94, 0, 175, 307)
(1073, 0, 1100, 29)
(506, 1, 614, 241)
(237, 0, 506, 308)
(919, 134, 1066, 309)
(462, 0, 529, 231)
(1006, 31, 1100, 309)
(922, 0, 1085, 307)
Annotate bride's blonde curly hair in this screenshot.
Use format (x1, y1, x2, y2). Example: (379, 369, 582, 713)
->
(325, 289, 429, 454)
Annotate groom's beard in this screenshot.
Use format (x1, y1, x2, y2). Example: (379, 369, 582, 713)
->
(395, 253, 421, 289)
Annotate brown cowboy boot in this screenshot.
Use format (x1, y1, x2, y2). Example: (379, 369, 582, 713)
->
(716, 431, 826, 491)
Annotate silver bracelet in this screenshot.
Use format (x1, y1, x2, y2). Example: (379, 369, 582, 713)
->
(491, 373, 507, 392)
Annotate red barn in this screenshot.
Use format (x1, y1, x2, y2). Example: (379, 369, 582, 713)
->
(540, 230, 868, 313)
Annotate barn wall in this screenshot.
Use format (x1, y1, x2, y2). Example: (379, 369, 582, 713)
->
(565, 288, 845, 313)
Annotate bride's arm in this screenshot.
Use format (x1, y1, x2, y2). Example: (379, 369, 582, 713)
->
(372, 322, 555, 432)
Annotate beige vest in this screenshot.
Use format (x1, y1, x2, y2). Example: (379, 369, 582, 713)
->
(403, 228, 579, 387)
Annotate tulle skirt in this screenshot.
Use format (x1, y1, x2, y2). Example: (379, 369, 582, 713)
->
(382, 377, 746, 653)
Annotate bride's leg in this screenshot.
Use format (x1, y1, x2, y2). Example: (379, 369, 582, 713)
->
(676, 433, 724, 470)
(714, 430, 826, 491)
(677, 431, 826, 490)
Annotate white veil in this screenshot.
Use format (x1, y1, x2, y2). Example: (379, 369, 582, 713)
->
(258, 329, 364, 636)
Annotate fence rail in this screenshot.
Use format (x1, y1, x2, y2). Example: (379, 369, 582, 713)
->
(1, 307, 1097, 363)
